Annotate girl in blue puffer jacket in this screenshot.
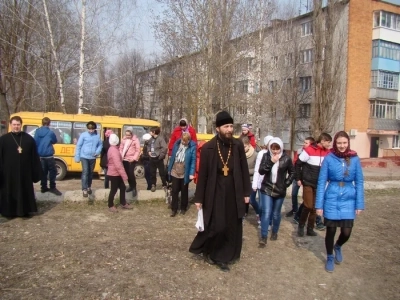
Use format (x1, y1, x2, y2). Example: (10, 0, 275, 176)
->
(316, 131, 364, 273)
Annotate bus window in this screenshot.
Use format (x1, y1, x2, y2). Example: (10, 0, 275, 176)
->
(122, 125, 147, 146)
(24, 125, 38, 137)
(103, 127, 121, 140)
(50, 121, 72, 144)
(73, 122, 102, 143)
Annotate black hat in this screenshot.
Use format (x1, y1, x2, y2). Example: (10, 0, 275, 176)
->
(216, 111, 233, 127)
(86, 121, 97, 129)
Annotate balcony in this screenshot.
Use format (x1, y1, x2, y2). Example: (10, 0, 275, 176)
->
(368, 118, 400, 131)
(369, 88, 399, 101)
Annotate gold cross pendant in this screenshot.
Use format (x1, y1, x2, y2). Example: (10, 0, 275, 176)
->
(18, 146, 22, 154)
(222, 165, 229, 176)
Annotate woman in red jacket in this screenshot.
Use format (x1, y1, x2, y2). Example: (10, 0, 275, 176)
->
(107, 134, 131, 212)
(168, 118, 197, 156)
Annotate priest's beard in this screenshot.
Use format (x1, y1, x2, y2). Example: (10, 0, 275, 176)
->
(218, 132, 233, 144)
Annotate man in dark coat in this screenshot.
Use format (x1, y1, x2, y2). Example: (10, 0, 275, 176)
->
(0, 116, 42, 218)
(189, 111, 252, 272)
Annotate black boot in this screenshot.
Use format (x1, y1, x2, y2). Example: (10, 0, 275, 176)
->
(298, 225, 305, 237)
(307, 227, 318, 236)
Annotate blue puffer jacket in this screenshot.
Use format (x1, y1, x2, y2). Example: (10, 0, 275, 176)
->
(34, 126, 57, 157)
(316, 153, 364, 220)
(168, 139, 197, 185)
(74, 131, 102, 162)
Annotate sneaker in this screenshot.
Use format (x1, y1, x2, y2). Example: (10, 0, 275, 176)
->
(316, 223, 326, 231)
(306, 227, 318, 236)
(151, 185, 156, 192)
(109, 206, 118, 213)
(87, 188, 92, 195)
(297, 225, 305, 237)
(259, 237, 267, 246)
(325, 254, 335, 272)
(49, 188, 62, 196)
(132, 188, 137, 197)
(285, 210, 296, 217)
(256, 214, 261, 225)
(121, 203, 133, 209)
(334, 244, 343, 264)
(41, 187, 50, 193)
(82, 190, 88, 198)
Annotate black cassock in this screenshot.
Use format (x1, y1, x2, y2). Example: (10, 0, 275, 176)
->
(189, 136, 251, 264)
(0, 132, 42, 218)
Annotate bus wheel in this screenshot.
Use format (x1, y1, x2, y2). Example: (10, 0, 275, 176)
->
(55, 160, 67, 181)
(134, 163, 145, 179)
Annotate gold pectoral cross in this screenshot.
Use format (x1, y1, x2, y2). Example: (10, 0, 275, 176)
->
(222, 165, 229, 176)
(18, 146, 22, 154)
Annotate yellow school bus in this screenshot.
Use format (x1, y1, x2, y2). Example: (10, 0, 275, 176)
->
(10, 112, 160, 180)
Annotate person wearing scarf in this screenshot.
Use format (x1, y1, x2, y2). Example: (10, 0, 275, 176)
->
(167, 132, 197, 217)
(316, 131, 364, 273)
(258, 137, 295, 245)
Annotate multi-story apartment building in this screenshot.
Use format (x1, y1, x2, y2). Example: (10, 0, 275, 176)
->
(136, 0, 400, 158)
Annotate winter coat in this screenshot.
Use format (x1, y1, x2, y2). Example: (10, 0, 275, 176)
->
(168, 139, 197, 185)
(295, 143, 330, 188)
(100, 138, 110, 168)
(150, 135, 167, 160)
(119, 136, 140, 162)
(316, 153, 364, 220)
(107, 145, 128, 180)
(74, 131, 102, 162)
(240, 131, 256, 148)
(259, 151, 295, 198)
(194, 136, 252, 226)
(168, 125, 198, 156)
(34, 126, 57, 157)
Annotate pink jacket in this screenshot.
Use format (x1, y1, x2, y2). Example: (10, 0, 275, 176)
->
(107, 146, 128, 180)
(119, 136, 140, 162)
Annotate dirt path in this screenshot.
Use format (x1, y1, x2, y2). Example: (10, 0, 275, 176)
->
(0, 189, 398, 299)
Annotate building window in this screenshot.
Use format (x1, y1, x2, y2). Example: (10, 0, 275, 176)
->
(268, 80, 277, 93)
(370, 100, 398, 119)
(301, 21, 313, 37)
(371, 70, 399, 90)
(373, 11, 400, 31)
(393, 134, 400, 148)
(236, 104, 246, 115)
(372, 40, 400, 61)
(236, 80, 249, 93)
(271, 56, 278, 69)
(300, 49, 313, 64)
(285, 53, 293, 66)
(285, 27, 293, 41)
(300, 76, 312, 91)
(298, 104, 311, 118)
(254, 81, 262, 94)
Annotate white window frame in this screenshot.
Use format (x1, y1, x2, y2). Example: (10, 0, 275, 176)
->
(300, 49, 313, 64)
(300, 76, 312, 91)
(301, 21, 313, 37)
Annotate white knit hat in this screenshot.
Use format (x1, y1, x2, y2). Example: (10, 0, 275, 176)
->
(142, 133, 152, 141)
(109, 134, 119, 146)
(263, 135, 274, 146)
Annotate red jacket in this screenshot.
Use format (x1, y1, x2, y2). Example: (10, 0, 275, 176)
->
(168, 126, 197, 156)
(240, 131, 256, 148)
(107, 146, 128, 180)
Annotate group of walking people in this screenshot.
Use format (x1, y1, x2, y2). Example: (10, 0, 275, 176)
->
(0, 113, 364, 274)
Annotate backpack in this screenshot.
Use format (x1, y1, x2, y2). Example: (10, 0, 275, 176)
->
(193, 140, 206, 184)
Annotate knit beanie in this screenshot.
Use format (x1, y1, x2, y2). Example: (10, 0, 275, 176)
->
(109, 134, 119, 146)
(242, 124, 249, 129)
(216, 111, 234, 127)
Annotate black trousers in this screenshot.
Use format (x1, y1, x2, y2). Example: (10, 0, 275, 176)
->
(150, 158, 167, 187)
(123, 160, 136, 189)
(108, 176, 126, 207)
(170, 176, 189, 212)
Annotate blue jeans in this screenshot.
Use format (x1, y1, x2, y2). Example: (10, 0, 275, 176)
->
(81, 158, 96, 190)
(40, 157, 57, 189)
(260, 193, 285, 238)
(249, 189, 262, 215)
(291, 180, 300, 212)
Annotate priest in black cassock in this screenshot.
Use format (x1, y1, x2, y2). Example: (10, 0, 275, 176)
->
(189, 111, 252, 272)
(0, 116, 42, 218)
